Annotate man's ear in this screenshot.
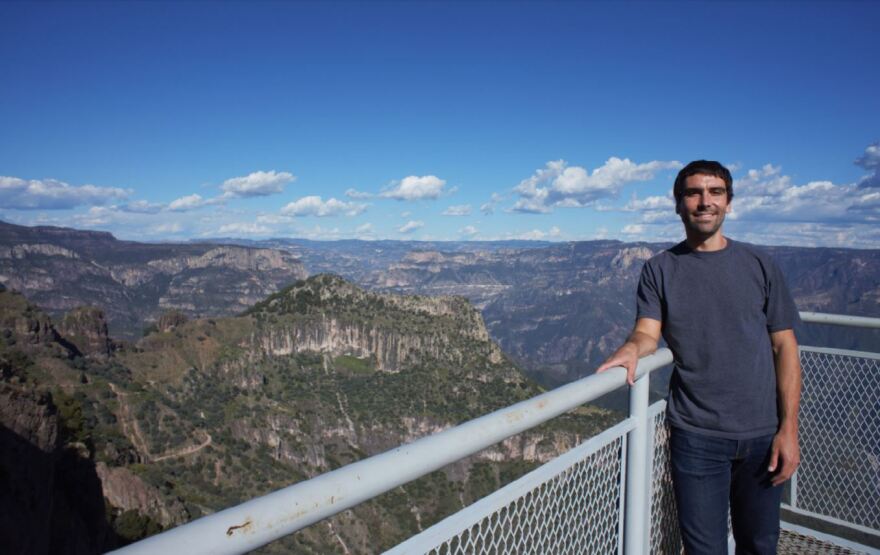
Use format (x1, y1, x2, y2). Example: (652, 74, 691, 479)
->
(725, 202, 732, 214)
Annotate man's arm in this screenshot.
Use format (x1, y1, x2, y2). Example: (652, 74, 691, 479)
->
(596, 318, 662, 385)
(768, 328, 801, 486)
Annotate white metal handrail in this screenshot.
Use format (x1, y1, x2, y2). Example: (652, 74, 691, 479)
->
(110, 349, 673, 555)
(800, 311, 880, 329)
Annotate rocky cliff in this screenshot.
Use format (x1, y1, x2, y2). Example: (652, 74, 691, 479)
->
(0, 276, 616, 553)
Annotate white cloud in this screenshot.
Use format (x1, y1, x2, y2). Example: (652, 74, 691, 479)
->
(621, 155, 880, 248)
(0, 176, 131, 210)
(459, 225, 479, 237)
(345, 188, 373, 199)
(381, 175, 447, 201)
(121, 200, 165, 214)
(622, 194, 677, 224)
(856, 142, 880, 188)
(512, 158, 681, 213)
(256, 213, 294, 225)
(398, 220, 424, 234)
(217, 222, 272, 235)
(508, 226, 562, 241)
(220, 170, 294, 198)
(400, 211, 411, 218)
(281, 196, 367, 217)
(442, 204, 472, 216)
(731, 165, 877, 223)
(621, 224, 646, 235)
(356, 223, 373, 233)
(168, 194, 208, 212)
(153, 222, 183, 234)
(481, 193, 503, 215)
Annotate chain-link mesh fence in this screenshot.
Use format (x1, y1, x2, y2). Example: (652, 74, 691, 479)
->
(416, 437, 625, 555)
(650, 408, 683, 554)
(795, 348, 880, 530)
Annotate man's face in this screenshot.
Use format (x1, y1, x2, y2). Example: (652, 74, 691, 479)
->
(676, 173, 731, 239)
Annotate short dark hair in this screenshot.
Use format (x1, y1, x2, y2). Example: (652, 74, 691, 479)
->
(673, 160, 733, 205)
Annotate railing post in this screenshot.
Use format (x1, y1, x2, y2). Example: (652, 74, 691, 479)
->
(624, 371, 651, 554)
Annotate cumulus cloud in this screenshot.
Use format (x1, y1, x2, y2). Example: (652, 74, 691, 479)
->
(0, 176, 131, 210)
(620, 156, 880, 247)
(621, 224, 646, 235)
(442, 204, 472, 216)
(622, 194, 677, 224)
(217, 222, 272, 235)
(381, 175, 447, 201)
(731, 164, 878, 223)
(856, 142, 880, 188)
(459, 225, 479, 237)
(345, 188, 373, 199)
(153, 222, 183, 234)
(220, 170, 294, 198)
(121, 200, 165, 214)
(509, 226, 562, 241)
(281, 196, 367, 217)
(398, 220, 424, 234)
(512, 158, 681, 214)
(481, 193, 504, 215)
(168, 194, 209, 212)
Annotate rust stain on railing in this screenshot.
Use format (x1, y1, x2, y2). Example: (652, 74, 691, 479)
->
(226, 520, 253, 536)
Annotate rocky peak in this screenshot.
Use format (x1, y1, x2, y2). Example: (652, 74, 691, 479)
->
(611, 246, 654, 270)
(157, 310, 188, 333)
(58, 306, 113, 358)
(248, 274, 503, 372)
(0, 289, 66, 349)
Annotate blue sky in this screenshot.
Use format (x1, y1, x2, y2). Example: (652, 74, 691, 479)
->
(1, 1, 878, 247)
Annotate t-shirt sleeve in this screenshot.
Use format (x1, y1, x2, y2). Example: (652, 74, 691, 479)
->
(636, 260, 663, 322)
(764, 258, 800, 332)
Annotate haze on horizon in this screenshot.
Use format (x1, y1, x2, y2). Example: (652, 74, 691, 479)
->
(1, 1, 878, 248)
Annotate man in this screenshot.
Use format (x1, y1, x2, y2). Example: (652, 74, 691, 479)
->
(597, 160, 801, 554)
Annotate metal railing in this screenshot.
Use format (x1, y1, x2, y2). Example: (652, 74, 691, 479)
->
(786, 312, 880, 542)
(111, 312, 880, 554)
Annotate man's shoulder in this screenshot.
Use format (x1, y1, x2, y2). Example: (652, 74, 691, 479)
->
(642, 241, 686, 268)
(727, 239, 782, 267)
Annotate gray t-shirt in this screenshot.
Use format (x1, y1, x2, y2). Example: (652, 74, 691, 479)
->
(636, 239, 799, 439)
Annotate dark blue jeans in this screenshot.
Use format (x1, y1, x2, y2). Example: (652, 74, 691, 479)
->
(670, 427, 783, 555)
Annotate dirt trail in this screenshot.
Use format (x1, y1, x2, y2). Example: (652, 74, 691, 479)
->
(109, 382, 212, 462)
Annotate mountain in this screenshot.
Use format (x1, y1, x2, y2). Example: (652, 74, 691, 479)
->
(4, 219, 878, 388)
(0, 276, 615, 553)
(0, 221, 308, 340)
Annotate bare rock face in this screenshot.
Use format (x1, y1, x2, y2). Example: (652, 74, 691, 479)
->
(250, 274, 505, 372)
(157, 309, 189, 333)
(96, 463, 188, 528)
(610, 246, 654, 270)
(58, 306, 113, 358)
(0, 383, 118, 554)
(0, 384, 59, 554)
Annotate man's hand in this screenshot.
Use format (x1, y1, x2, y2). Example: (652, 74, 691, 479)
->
(597, 343, 640, 385)
(596, 318, 661, 386)
(768, 428, 800, 486)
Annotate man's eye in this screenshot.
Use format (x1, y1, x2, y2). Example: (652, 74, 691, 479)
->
(710, 188, 726, 196)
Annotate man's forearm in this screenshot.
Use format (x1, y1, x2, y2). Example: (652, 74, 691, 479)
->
(625, 330, 660, 358)
(773, 331, 802, 432)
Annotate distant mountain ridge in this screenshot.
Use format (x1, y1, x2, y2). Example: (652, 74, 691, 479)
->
(2, 220, 878, 388)
(0, 220, 308, 340)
